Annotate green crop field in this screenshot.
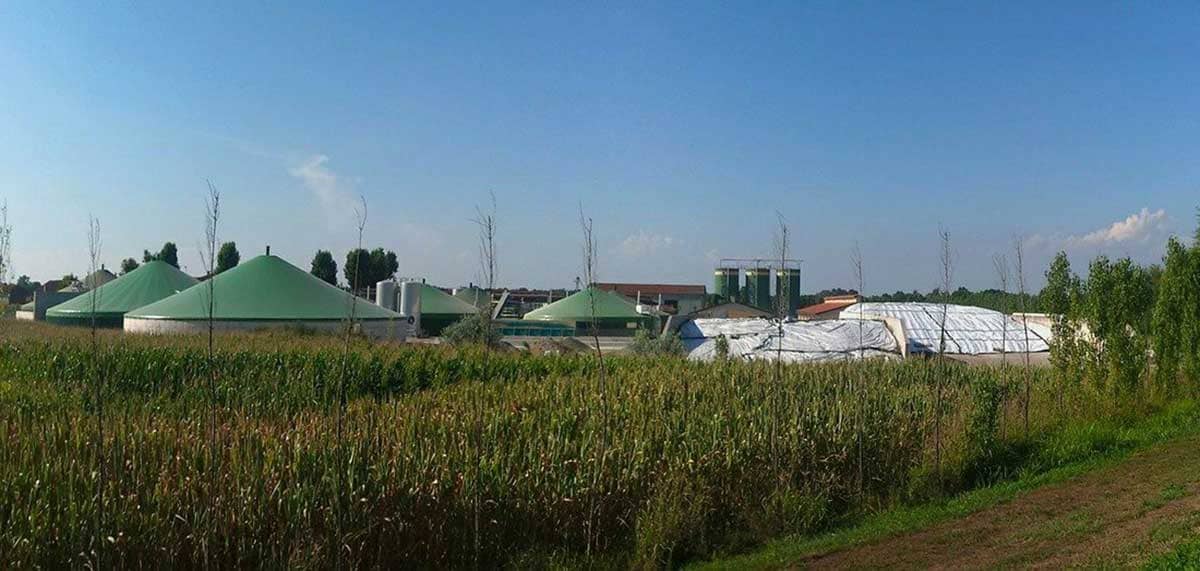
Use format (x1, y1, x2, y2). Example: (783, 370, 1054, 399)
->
(0, 320, 1189, 568)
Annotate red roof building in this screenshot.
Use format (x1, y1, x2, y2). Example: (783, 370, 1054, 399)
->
(797, 294, 861, 320)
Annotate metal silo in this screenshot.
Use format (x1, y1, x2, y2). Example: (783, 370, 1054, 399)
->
(776, 268, 802, 315)
(745, 267, 772, 309)
(713, 267, 740, 302)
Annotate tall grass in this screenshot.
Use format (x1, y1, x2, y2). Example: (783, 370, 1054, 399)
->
(0, 321, 1178, 568)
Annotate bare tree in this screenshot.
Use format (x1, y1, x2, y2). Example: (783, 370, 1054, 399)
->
(770, 213, 790, 474)
(469, 191, 498, 566)
(334, 195, 367, 565)
(0, 200, 11, 286)
(993, 253, 1010, 439)
(579, 203, 607, 556)
(935, 226, 954, 481)
(851, 241, 865, 493)
(87, 215, 104, 568)
(200, 184, 221, 454)
(1014, 235, 1032, 435)
(993, 254, 1010, 363)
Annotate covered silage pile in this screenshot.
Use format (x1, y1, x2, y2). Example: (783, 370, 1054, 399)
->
(680, 317, 901, 363)
(839, 302, 1052, 355)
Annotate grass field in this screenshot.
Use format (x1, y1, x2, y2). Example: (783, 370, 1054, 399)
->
(0, 320, 1192, 568)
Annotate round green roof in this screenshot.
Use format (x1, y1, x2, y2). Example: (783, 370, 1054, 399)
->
(127, 254, 403, 322)
(46, 261, 198, 321)
(421, 284, 480, 316)
(522, 286, 647, 322)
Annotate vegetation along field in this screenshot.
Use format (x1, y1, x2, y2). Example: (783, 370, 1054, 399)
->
(4, 266, 1200, 570)
(2, 229, 1200, 569)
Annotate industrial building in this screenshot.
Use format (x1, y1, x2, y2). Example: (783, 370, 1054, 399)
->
(15, 284, 85, 321)
(594, 282, 707, 315)
(376, 280, 479, 336)
(522, 286, 656, 335)
(125, 254, 408, 338)
(45, 261, 197, 327)
(713, 260, 802, 314)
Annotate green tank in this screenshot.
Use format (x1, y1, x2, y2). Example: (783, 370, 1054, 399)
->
(713, 267, 740, 302)
(745, 267, 772, 310)
(776, 268, 802, 315)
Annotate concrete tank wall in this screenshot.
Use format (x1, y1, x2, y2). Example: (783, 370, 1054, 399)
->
(124, 318, 410, 340)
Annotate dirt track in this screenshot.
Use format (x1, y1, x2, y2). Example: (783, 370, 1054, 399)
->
(800, 438, 1200, 569)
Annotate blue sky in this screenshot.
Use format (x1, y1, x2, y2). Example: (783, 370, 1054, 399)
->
(2, 2, 1197, 292)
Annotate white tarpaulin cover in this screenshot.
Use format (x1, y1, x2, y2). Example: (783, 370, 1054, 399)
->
(680, 318, 900, 363)
(839, 302, 1051, 355)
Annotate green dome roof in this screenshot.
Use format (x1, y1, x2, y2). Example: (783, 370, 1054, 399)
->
(421, 284, 480, 316)
(452, 286, 491, 310)
(523, 286, 645, 322)
(127, 254, 403, 322)
(46, 261, 198, 323)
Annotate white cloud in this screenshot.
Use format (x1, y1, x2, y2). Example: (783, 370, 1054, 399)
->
(289, 155, 359, 226)
(619, 230, 680, 257)
(1067, 208, 1167, 247)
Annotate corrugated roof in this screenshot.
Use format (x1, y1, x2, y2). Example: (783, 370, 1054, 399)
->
(595, 282, 706, 297)
(46, 261, 198, 321)
(523, 286, 647, 321)
(127, 254, 403, 321)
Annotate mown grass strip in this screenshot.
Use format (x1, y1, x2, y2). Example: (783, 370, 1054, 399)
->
(692, 400, 1200, 571)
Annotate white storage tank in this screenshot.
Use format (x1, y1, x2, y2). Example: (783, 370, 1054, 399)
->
(399, 280, 422, 334)
(376, 280, 397, 311)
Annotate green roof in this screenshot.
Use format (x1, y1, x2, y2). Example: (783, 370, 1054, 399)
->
(127, 254, 403, 322)
(46, 261, 198, 322)
(422, 284, 480, 316)
(523, 286, 646, 322)
(18, 301, 35, 311)
(452, 286, 491, 310)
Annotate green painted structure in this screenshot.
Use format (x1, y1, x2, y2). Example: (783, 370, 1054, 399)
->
(713, 267, 740, 302)
(417, 284, 480, 336)
(452, 286, 491, 310)
(522, 286, 654, 335)
(126, 254, 402, 324)
(776, 268, 802, 314)
(46, 261, 198, 327)
(745, 267, 772, 310)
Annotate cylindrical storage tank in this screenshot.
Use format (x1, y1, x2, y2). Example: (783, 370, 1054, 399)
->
(713, 267, 740, 302)
(745, 267, 772, 310)
(376, 280, 397, 311)
(776, 268, 802, 315)
(399, 280, 422, 334)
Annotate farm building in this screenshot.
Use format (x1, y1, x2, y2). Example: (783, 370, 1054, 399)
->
(839, 302, 1051, 355)
(522, 286, 655, 335)
(681, 317, 900, 363)
(45, 261, 197, 327)
(797, 294, 861, 320)
(83, 267, 118, 289)
(124, 254, 408, 339)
